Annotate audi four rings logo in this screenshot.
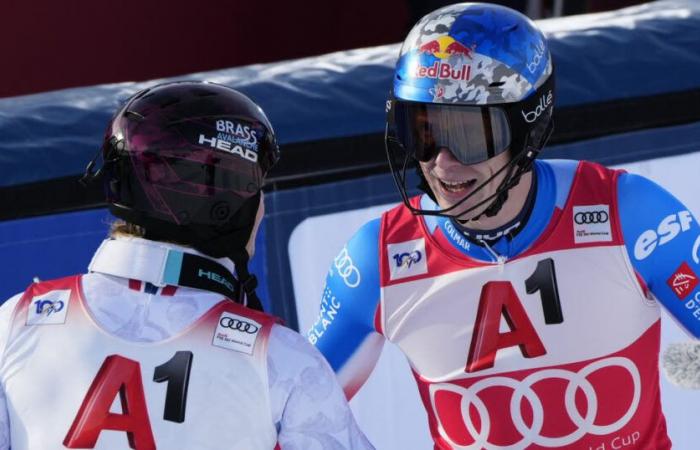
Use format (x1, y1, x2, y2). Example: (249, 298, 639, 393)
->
(574, 210, 609, 225)
(219, 317, 259, 334)
(334, 247, 361, 288)
(429, 357, 641, 449)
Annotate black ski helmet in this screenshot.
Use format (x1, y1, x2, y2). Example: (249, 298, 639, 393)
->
(89, 81, 279, 309)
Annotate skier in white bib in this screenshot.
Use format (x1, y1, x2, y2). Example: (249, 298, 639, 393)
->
(0, 81, 374, 450)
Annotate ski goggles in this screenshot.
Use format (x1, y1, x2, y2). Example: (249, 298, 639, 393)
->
(394, 101, 512, 165)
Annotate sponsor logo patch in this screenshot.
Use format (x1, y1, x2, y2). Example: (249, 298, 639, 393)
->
(333, 247, 361, 288)
(27, 290, 70, 325)
(573, 205, 612, 244)
(521, 90, 553, 123)
(634, 210, 693, 260)
(212, 312, 261, 354)
(388, 238, 428, 280)
(667, 262, 699, 300)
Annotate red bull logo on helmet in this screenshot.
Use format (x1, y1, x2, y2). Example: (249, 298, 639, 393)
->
(414, 62, 471, 81)
(418, 36, 475, 59)
(414, 36, 475, 82)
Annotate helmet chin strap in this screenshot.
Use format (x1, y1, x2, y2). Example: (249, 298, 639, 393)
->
(456, 157, 529, 224)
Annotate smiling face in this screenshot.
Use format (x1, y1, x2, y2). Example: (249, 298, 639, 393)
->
(419, 149, 514, 221)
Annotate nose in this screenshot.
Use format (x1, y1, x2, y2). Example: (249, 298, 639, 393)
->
(433, 147, 462, 169)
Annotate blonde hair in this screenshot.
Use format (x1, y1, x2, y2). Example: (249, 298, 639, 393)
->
(109, 220, 146, 239)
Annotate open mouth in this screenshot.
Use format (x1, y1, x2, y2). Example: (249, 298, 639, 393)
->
(438, 178, 478, 194)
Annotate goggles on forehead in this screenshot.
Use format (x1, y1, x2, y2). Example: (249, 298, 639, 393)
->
(394, 101, 512, 165)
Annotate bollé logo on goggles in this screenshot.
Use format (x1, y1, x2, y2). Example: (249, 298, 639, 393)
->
(521, 90, 553, 123)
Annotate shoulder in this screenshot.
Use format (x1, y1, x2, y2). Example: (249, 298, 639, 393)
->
(268, 324, 335, 378)
(344, 218, 381, 263)
(616, 172, 687, 223)
(617, 172, 675, 203)
(0, 293, 23, 321)
(616, 172, 694, 258)
(0, 293, 25, 356)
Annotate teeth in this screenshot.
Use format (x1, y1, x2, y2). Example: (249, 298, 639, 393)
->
(440, 178, 476, 193)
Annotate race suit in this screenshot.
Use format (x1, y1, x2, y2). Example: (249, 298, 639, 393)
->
(0, 236, 374, 450)
(310, 159, 700, 450)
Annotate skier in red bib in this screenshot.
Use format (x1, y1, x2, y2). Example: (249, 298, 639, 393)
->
(309, 4, 699, 449)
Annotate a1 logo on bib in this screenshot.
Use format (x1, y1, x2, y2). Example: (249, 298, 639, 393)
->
(388, 238, 428, 281)
(573, 204, 612, 244)
(212, 312, 261, 355)
(27, 289, 70, 325)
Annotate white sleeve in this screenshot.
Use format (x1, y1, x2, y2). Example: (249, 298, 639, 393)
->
(267, 324, 374, 450)
(0, 293, 23, 450)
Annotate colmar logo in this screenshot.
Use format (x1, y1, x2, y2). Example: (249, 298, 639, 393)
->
(667, 262, 699, 300)
(521, 90, 553, 123)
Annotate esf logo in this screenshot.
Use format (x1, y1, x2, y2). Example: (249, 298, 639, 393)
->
(693, 234, 700, 265)
(393, 250, 422, 268)
(33, 299, 64, 316)
(634, 211, 693, 260)
(521, 90, 553, 123)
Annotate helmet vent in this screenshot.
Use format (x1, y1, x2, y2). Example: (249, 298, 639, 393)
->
(124, 110, 145, 121)
(158, 97, 181, 109)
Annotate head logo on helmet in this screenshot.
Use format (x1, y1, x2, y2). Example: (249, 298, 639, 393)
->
(86, 81, 279, 310)
(385, 3, 555, 220)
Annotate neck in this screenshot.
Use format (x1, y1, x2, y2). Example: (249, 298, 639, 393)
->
(464, 169, 534, 231)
